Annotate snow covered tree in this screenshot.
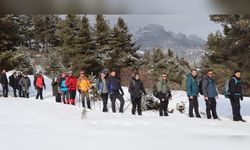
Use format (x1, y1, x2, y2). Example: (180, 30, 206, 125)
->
(14, 47, 34, 74)
(94, 14, 112, 69)
(141, 48, 190, 89)
(32, 15, 60, 51)
(0, 15, 20, 52)
(73, 15, 101, 74)
(44, 48, 65, 78)
(57, 15, 81, 69)
(108, 17, 140, 69)
(201, 15, 250, 95)
(15, 15, 34, 49)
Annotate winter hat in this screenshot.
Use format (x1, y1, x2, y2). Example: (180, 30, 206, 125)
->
(190, 68, 197, 72)
(234, 69, 241, 74)
(61, 72, 66, 76)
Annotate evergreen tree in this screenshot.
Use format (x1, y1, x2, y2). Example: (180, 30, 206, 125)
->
(44, 48, 65, 77)
(57, 14, 81, 69)
(167, 48, 174, 58)
(94, 14, 111, 69)
(73, 15, 100, 74)
(15, 15, 34, 49)
(142, 48, 190, 89)
(32, 15, 60, 51)
(0, 15, 19, 52)
(202, 15, 250, 95)
(108, 17, 140, 69)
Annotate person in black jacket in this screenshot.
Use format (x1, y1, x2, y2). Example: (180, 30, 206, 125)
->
(229, 70, 246, 122)
(9, 72, 19, 97)
(0, 69, 9, 97)
(106, 70, 125, 113)
(128, 73, 147, 115)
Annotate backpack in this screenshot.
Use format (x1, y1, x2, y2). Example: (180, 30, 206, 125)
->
(223, 77, 237, 98)
(108, 82, 113, 93)
(198, 77, 207, 95)
(198, 77, 204, 95)
(152, 84, 158, 98)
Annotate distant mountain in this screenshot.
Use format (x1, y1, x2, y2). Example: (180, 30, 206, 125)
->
(134, 24, 206, 65)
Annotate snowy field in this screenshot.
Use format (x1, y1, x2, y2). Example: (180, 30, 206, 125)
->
(1, 72, 250, 150)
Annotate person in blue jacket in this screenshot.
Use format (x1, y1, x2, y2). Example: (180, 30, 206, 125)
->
(186, 69, 201, 118)
(59, 72, 69, 104)
(202, 69, 219, 120)
(96, 70, 109, 112)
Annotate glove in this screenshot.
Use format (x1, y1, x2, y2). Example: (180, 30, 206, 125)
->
(241, 97, 243, 101)
(44, 86, 46, 90)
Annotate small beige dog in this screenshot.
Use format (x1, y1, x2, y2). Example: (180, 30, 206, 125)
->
(81, 107, 87, 120)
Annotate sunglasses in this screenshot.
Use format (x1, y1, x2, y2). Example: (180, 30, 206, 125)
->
(162, 76, 167, 77)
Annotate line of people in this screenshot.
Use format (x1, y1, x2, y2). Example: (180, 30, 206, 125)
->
(0, 70, 31, 98)
(186, 69, 246, 122)
(1, 68, 247, 122)
(51, 69, 171, 117)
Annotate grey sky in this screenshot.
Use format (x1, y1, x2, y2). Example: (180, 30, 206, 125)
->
(88, 15, 223, 40)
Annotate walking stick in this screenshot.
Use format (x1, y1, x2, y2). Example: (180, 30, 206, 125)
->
(78, 92, 81, 108)
(124, 101, 132, 112)
(93, 95, 96, 111)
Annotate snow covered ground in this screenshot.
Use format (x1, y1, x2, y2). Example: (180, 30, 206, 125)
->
(1, 72, 250, 150)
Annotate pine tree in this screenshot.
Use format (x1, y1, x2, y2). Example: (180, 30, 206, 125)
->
(108, 17, 140, 69)
(15, 15, 34, 49)
(57, 14, 81, 69)
(0, 15, 21, 71)
(32, 15, 60, 51)
(73, 15, 100, 74)
(0, 15, 20, 52)
(94, 14, 111, 69)
(44, 48, 65, 77)
(167, 48, 174, 58)
(202, 15, 250, 95)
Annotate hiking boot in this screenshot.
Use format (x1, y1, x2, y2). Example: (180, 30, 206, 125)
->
(240, 119, 247, 122)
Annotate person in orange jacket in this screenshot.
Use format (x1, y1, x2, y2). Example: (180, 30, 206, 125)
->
(77, 71, 92, 109)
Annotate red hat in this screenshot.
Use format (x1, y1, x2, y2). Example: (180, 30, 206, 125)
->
(62, 72, 66, 76)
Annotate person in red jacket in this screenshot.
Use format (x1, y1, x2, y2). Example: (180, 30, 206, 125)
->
(66, 71, 77, 105)
(34, 71, 46, 100)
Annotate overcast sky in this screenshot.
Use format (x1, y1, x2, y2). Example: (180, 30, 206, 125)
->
(87, 15, 223, 40)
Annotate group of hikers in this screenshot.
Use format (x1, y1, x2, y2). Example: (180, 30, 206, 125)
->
(0, 70, 31, 98)
(186, 69, 246, 122)
(0, 68, 246, 122)
(0, 70, 47, 100)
